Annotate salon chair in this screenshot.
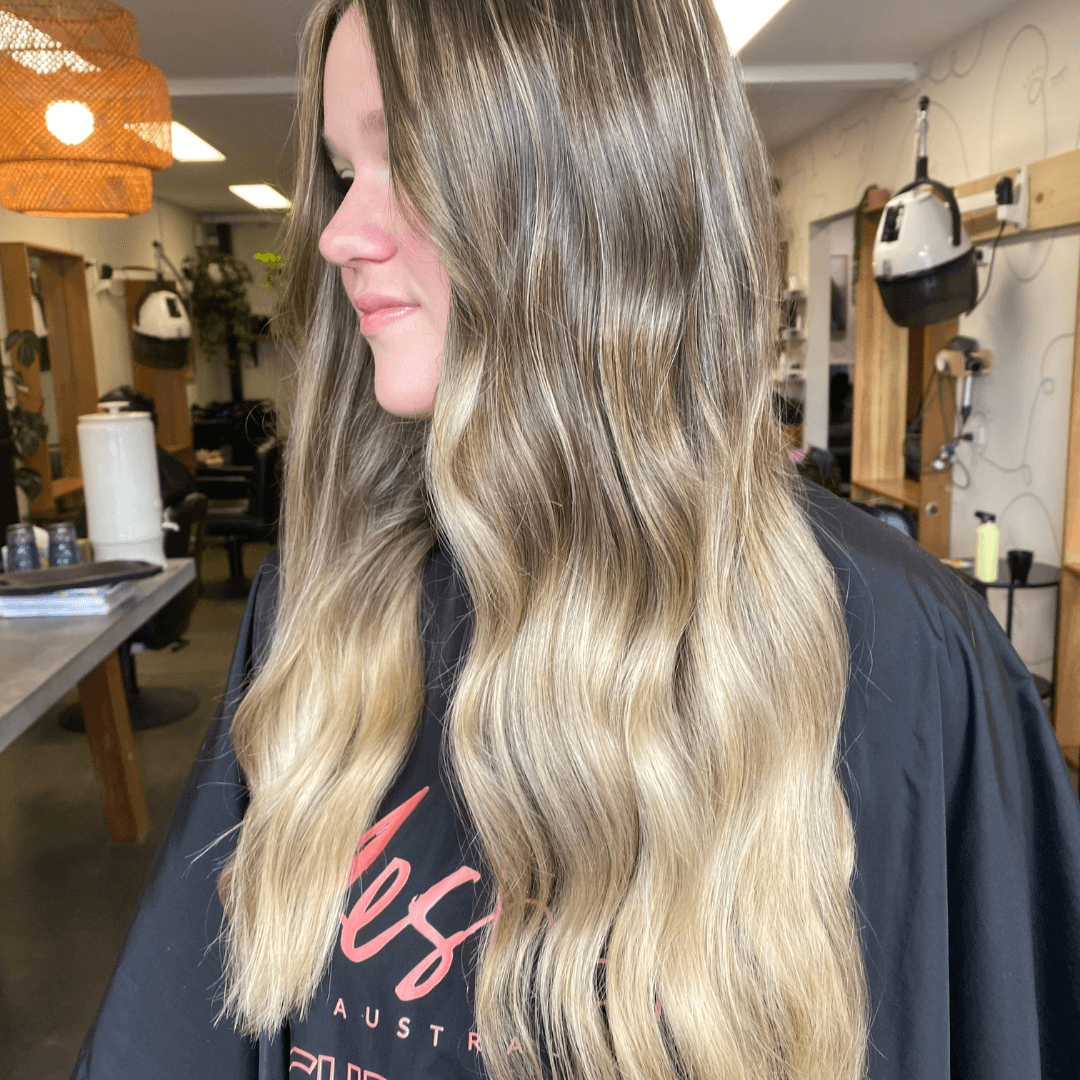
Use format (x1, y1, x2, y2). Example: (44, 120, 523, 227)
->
(61, 492, 209, 732)
(204, 437, 281, 589)
(796, 446, 844, 498)
(851, 500, 918, 541)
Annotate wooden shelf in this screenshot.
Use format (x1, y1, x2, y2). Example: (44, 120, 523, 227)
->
(1065, 562, 1080, 579)
(51, 477, 83, 499)
(851, 476, 920, 511)
(0, 243, 99, 519)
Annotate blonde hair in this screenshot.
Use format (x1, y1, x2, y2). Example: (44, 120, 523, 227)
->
(217, 2, 869, 1078)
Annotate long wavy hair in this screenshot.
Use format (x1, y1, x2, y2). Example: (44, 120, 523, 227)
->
(217, 1, 869, 1078)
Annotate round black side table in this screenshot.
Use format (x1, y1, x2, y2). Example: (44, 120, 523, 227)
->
(948, 558, 1061, 705)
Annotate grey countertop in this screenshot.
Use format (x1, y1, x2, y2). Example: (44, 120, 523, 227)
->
(0, 558, 196, 752)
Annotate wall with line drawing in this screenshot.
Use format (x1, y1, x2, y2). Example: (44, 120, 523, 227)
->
(771, 0, 1080, 683)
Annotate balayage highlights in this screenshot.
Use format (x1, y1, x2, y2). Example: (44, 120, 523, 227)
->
(217, 1, 870, 1078)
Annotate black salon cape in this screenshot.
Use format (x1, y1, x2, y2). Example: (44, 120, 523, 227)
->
(72, 480, 1080, 1079)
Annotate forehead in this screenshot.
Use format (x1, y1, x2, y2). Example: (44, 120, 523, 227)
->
(323, 6, 384, 146)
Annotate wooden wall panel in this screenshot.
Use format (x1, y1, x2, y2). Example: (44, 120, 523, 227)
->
(955, 148, 1080, 242)
(0, 243, 54, 517)
(1055, 569, 1080, 747)
(851, 210, 909, 487)
(1056, 233, 1080, 748)
(916, 319, 958, 559)
(1063, 262, 1080, 575)
(62, 258, 103, 428)
(37, 259, 79, 480)
(124, 279, 194, 459)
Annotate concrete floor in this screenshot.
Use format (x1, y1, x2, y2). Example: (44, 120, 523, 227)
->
(0, 539, 271, 1080)
(0, 541, 1077, 1078)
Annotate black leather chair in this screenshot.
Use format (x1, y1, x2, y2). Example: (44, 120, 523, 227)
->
(61, 492, 209, 732)
(204, 437, 281, 587)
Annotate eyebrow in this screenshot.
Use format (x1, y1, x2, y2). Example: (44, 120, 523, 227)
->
(321, 109, 385, 156)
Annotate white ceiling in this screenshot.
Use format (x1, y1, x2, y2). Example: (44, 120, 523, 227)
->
(120, 0, 1022, 214)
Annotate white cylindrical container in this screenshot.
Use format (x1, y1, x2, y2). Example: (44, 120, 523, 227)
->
(77, 403, 166, 565)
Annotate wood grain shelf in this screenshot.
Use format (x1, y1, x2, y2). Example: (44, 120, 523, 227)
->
(0, 243, 99, 519)
(852, 476, 920, 511)
(850, 204, 956, 557)
(51, 477, 83, 499)
(1052, 165, 1080, 747)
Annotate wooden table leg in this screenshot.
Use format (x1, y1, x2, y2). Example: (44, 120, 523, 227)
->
(77, 650, 150, 842)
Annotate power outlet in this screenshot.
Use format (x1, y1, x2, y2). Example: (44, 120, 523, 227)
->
(975, 425, 987, 447)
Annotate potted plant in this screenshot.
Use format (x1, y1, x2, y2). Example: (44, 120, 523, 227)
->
(2, 330, 48, 504)
(181, 248, 257, 404)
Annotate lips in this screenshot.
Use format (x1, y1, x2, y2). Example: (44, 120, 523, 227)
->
(353, 291, 418, 336)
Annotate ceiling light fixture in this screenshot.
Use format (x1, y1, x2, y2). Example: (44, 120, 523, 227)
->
(715, 0, 793, 53)
(229, 183, 290, 210)
(0, 1, 173, 218)
(171, 121, 224, 162)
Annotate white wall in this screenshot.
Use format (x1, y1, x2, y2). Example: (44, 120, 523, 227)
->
(772, 0, 1080, 681)
(0, 198, 202, 399)
(0, 201, 294, 427)
(229, 221, 293, 430)
(803, 213, 857, 451)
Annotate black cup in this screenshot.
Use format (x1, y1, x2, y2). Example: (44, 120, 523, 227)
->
(48, 521, 82, 567)
(5, 523, 41, 572)
(1007, 548, 1033, 586)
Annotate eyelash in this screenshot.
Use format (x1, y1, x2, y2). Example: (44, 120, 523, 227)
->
(329, 170, 353, 201)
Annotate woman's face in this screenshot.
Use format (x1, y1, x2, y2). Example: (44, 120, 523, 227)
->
(319, 8, 450, 417)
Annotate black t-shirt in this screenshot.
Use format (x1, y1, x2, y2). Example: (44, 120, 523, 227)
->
(286, 547, 493, 1079)
(72, 481, 1080, 1080)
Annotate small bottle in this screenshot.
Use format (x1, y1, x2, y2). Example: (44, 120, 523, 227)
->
(974, 511, 999, 583)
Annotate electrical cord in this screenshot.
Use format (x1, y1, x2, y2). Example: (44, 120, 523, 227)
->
(971, 222, 1006, 311)
(900, 366, 942, 459)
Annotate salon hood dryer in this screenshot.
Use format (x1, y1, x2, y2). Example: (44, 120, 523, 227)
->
(132, 241, 193, 370)
(872, 97, 977, 328)
(132, 283, 192, 370)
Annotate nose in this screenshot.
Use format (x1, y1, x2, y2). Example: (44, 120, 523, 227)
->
(318, 175, 398, 268)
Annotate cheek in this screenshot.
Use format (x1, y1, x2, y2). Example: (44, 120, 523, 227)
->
(398, 225, 450, 318)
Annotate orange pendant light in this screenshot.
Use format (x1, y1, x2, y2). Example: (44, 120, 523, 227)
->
(0, 0, 172, 218)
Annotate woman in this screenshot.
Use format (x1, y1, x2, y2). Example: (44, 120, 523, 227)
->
(74, 1, 1080, 1078)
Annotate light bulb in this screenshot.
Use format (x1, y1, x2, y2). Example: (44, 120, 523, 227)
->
(45, 100, 94, 146)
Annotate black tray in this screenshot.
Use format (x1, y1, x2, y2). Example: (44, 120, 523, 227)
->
(0, 560, 162, 596)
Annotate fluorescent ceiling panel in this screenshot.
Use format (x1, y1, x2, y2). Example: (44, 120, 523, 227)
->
(171, 122, 225, 161)
(229, 183, 291, 210)
(716, 0, 793, 52)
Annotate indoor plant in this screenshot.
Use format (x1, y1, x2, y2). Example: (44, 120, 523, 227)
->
(182, 247, 256, 403)
(2, 330, 48, 503)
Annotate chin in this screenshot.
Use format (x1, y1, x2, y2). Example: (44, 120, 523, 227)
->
(373, 382, 437, 418)
(373, 357, 440, 418)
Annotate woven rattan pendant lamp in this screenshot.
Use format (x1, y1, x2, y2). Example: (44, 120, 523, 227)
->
(0, 0, 172, 217)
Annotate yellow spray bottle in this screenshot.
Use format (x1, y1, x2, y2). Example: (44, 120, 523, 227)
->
(974, 511, 999, 583)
